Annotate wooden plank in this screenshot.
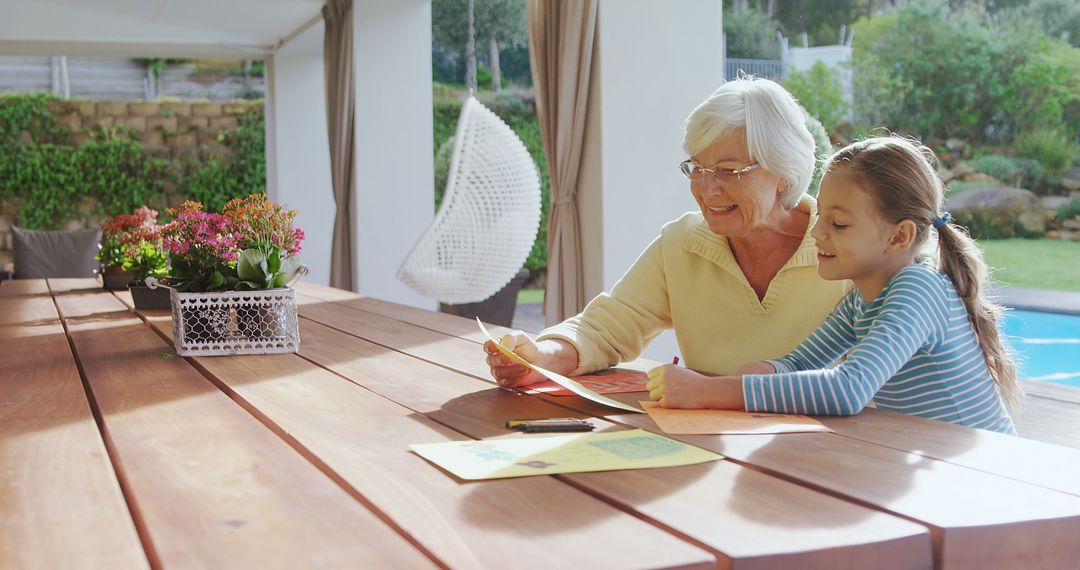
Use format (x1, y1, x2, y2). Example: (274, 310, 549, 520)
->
(48, 279, 435, 569)
(305, 298, 1080, 570)
(302, 293, 661, 372)
(0, 280, 148, 569)
(129, 313, 717, 570)
(0, 279, 66, 326)
(294, 282, 367, 303)
(1019, 379, 1080, 405)
(287, 306, 933, 568)
(1011, 393, 1080, 450)
(612, 419, 1080, 570)
(817, 408, 1080, 496)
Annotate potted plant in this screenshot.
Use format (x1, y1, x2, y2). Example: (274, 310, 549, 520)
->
(97, 210, 149, 289)
(125, 226, 171, 310)
(153, 196, 306, 355)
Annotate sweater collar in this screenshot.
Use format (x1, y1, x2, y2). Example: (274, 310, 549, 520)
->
(683, 194, 820, 272)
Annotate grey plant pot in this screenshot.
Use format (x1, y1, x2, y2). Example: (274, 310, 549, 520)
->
(102, 271, 135, 290)
(439, 268, 529, 328)
(129, 284, 171, 310)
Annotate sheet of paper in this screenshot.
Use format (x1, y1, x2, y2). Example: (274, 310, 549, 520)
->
(527, 371, 649, 397)
(410, 429, 722, 480)
(641, 401, 830, 435)
(477, 318, 644, 413)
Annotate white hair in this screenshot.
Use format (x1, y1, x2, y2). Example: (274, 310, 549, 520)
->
(682, 77, 816, 208)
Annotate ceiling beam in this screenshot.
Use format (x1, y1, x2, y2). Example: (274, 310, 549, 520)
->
(0, 39, 274, 59)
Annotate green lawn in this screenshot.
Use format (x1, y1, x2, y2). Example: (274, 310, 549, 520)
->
(980, 239, 1080, 292)
(517, 288, 544, 305)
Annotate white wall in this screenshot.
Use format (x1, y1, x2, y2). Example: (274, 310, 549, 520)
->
(580, 0, 723, 362)
(265, 21, 334, 286)
(353, 0, 434, 307)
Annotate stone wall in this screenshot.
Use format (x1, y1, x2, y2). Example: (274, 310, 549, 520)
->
(0, 99, 262, 275)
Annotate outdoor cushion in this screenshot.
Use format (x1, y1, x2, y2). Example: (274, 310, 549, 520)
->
(12, 226, 101, 279)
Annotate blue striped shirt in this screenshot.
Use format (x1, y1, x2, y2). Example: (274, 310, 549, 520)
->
(743, 263, 1016, 434)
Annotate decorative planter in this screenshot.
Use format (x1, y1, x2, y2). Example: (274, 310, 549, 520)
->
(146, 267, 308, 356)
(129, 284, 171, 310)
(102, 269, 135, 290)
(440, 267, 529, 327)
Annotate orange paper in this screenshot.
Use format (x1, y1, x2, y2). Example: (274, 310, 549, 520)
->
(528, 371, 649, 397)
(641, 401, 830, 435)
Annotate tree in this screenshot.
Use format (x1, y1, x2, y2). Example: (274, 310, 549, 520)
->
(432, 0, 527, 90)
(723, 3, 781, 59)
(773, 0, 867, 46)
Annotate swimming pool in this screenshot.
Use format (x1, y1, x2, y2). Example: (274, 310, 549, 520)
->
(1003, 309, 1080, 387)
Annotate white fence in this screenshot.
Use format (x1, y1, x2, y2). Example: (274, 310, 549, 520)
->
(0, 56, 265, 101)
(724, 57, 784, 80)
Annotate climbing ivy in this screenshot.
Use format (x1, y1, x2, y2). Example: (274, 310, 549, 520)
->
(0, 93, 265, 229)
(180, 107, 266, 212)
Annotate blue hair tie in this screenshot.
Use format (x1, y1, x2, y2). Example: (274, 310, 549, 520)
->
(933, 212, 952, 229)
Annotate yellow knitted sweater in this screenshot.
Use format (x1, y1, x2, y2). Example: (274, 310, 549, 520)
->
(538, 196, 849, 375)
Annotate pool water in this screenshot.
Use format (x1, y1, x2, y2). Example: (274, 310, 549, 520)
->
(1002, 310, 1080, 387)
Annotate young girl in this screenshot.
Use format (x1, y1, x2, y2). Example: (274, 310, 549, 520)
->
(647, 136, 1019, 434)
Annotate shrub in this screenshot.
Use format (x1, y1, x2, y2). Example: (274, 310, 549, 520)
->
(433, 136, 454, 209)
(1058, 198, 1080, 221)
(1013, 128, 1080, 178)
(850, 2, 996, 141)
(974, 154, 1046, 190)
(850, 1, 1080, 145)
(784, 62, 848, 132)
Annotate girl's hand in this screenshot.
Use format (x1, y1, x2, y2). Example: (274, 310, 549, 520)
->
(735, 361, 776, 375)
(483, 332, 566, 388)
(646, 365, 715, 409)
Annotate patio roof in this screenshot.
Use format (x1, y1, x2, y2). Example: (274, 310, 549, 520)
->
(0, 0, 323, 58)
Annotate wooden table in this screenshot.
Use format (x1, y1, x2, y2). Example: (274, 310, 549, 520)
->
(5, 278, 1080, 569)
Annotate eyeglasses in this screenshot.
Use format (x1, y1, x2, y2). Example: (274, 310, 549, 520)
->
(679, 160, 760, 182)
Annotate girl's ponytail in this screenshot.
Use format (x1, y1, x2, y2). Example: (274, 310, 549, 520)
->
(936, 222, 1021, 417)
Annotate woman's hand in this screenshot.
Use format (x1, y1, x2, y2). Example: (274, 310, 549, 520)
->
(647, 365, 746, 409)
(735, 361, 776, 375)
(483, 333, 577, 389)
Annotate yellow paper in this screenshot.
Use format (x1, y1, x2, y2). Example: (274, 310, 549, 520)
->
(410, 429, 722, 480)
(477, 317, 644, 413)
(641, 401, 831, 435)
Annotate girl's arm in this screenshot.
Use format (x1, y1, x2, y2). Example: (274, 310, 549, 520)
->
(743, 270, 945, 415)
(650, 293, 860, 409)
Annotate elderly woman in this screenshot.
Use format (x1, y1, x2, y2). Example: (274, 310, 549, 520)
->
(484, 77, 847, 387)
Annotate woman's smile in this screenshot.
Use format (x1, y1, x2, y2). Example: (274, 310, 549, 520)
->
(706, 204, 738, 215)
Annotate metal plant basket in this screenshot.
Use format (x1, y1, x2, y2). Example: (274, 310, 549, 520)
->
(145, 266, 309, 356)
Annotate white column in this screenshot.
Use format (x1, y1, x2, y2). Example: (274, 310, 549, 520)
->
(579, 0, 723, 361)
(353, 0, 434, 307)
(265, 21, 335, 286)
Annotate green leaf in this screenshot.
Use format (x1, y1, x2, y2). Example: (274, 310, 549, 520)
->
(237, 249, 268, 283)
(210, 270, 225, 289)
(278, 256, 301, 287)
(266, 246, 282, 274)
